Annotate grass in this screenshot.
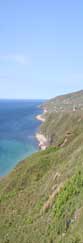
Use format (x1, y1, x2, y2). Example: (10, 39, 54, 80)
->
(0, 135, 83, 242)
(0, 90, 83, 242)
(41, 90, 83, 113)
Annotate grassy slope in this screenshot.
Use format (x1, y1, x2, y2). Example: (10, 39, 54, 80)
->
(42, 90, 83, 112)
(0, 91, 83, 243)
(40, 110, 83, 146)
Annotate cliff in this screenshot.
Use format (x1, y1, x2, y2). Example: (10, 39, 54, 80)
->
(0, 90, 83, 243)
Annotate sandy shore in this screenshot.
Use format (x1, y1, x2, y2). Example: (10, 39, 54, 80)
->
(36, 114, 45, 122)
(36, 109, 48, 150)
(36, 108, 47, 123)
(36, 133, 48, 150)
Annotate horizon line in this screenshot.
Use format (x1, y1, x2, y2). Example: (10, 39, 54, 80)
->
(0, 89, 83, 101)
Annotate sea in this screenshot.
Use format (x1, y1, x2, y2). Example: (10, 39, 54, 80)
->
(0, 100, 43, 177)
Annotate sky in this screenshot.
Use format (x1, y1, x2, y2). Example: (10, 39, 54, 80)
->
(0, 0, 83, 99)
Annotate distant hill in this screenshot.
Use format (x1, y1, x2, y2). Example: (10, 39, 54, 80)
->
(42, 90, 83, 112)
(0, 90, 83, 243)
(40, 90, 83, 146)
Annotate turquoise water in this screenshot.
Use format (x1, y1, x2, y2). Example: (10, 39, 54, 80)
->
(0, 100, 43, 176)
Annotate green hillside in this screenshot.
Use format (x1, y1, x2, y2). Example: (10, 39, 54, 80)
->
(0, 90, 83, 243)
(42, 90, 83, 112)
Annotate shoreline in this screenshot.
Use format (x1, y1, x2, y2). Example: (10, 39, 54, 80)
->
(0, 108, 47, 179)
(36, 133, 48, 150)
(36, 109, 48, 150)
(36, 114, 45, 122)
(36, 108, 47, 123)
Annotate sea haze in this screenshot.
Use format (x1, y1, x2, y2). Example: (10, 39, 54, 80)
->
(0, 99, 44, 176)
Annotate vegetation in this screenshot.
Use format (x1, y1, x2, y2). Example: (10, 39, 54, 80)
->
(0, 90, 83, 242)
(41, 90, 83, 112)
(40, 110, 83, 146)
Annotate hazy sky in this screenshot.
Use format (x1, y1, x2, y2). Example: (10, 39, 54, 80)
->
(0, 0, 83, 99)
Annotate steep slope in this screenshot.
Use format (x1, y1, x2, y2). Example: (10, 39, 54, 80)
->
(0, 90, 83, 243)
(42, 90, 83, 112)
(40, 110, 83, 146)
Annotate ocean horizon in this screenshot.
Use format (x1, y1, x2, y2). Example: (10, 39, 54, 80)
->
(0, 99, 44, 177)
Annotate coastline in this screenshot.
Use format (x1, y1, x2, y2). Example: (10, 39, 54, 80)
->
(36, 109, 48, 150)
(36, 109, 47, 123)
(36, 133, 48, 150)
(36, 114, 45, 122)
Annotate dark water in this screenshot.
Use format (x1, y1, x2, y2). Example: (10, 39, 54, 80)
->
(0, 100, 43, 176)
